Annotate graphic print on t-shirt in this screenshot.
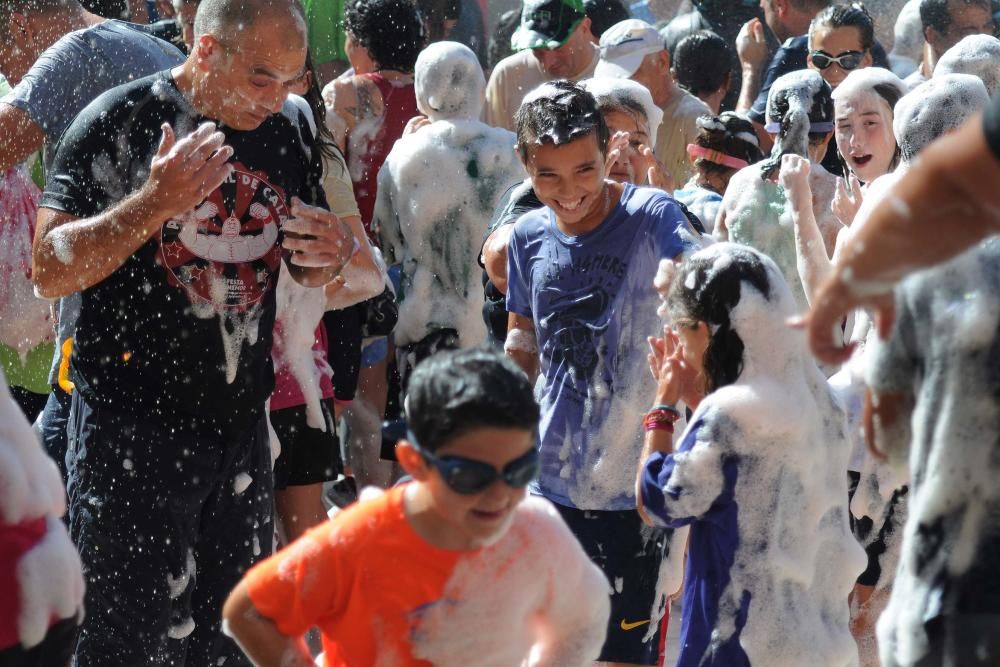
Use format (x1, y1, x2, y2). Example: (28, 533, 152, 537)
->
(159, 163, 285, 312)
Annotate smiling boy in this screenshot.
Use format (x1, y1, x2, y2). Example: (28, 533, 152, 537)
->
(504, 80, 697, 666)
(223, 348, 610, 666)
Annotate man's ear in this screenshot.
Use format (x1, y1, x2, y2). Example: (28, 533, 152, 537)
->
(9, 12, 32, 47)
(579, 16, 595, 44)
(194, 34, 223, 70)
(396, 440, 430, 480)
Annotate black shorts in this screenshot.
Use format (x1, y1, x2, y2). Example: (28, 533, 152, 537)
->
(322, 307, 362, 403)
(554, 503, 669, 665)
(271, 399, 342, 490)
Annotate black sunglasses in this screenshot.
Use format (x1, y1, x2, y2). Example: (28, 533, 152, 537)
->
(410, 436, 540, 495)
(810, 49, 866, 71)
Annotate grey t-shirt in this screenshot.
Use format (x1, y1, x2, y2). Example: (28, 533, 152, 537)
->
(0, 19, 183, 384)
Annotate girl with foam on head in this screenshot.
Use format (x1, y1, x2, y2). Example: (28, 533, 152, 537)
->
(674, 113, 763, 234)
(637, 243, 866, 667)
(832, 67, 905, 187)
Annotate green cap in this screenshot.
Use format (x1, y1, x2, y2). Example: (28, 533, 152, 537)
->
(510, 0, 586, 51)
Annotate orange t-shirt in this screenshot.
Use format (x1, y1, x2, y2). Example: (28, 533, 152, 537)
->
(246, 485, 467, 666)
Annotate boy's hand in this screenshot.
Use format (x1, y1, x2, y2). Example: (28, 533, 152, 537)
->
(605, 130, 631, 177)
(403, 115, 432, 136)
(737, 18, 769, 72)
(638, 144, 674, 191)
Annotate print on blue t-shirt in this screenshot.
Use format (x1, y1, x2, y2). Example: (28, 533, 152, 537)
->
(506, 184, 693, 511)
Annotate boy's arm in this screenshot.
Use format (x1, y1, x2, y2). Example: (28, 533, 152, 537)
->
(505, 312, 539, 381)
(223, 580, 313, 667)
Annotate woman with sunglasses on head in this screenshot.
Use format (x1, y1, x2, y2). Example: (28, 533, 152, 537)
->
(225, 348, 611, 666)
(806, 3, 878, 177)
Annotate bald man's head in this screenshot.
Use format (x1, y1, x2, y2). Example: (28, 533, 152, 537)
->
(193, 0, 306, 46)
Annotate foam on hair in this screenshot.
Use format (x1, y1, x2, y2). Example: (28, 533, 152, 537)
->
(935, 34, 1000, 98)
(415, 41, 485, 121)
(580, 77, 664, 139)
(893, 73, 989, 161)
(833, 67, 906, 104)
(760, 70, 833, 178)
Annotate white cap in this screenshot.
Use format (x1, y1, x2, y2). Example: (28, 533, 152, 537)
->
(595, 19, 664, 79)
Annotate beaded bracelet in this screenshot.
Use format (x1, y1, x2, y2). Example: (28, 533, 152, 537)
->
(643, 409, 677, 433)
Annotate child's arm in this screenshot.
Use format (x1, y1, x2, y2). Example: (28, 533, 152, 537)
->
(222, 581, 314, 667)
(780, 154, 833, 307)
(505, 312, 539, 381)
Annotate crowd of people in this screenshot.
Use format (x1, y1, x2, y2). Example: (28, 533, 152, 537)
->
(0, 0, 998, 665)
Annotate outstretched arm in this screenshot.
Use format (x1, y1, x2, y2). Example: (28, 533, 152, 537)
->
(33, 123, 234, 298)
(805, 114, 1000, 364)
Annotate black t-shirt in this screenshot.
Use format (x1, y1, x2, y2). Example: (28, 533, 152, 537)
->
(41, 72, 326, 432)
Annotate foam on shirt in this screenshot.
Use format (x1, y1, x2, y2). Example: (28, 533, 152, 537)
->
(414, 41, 485, 122)
(660, 243, 867, 665)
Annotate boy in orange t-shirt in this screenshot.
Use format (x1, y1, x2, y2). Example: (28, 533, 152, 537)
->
(223, 349, 611, 666)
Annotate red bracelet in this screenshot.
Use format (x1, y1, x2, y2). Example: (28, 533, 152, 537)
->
(644, 420, 674, 433)
(643, 409, 678, 433)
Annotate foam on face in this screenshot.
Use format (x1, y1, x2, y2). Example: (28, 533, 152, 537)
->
(893, 73, 989, 161)
(373, 108, 525, 349)
(579, 77, 664, 139)
(662, 244, 867, 665)
(0, 166, 53, 360)
(934, 34, 1000, 97)
(408, 496, 610, 665)
(415, 41, 486, 122)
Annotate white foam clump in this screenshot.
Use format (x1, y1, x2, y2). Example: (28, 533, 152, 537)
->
(0, 166, 53, 359)
(866, 238, 1000, 667)
(374, 42, 525, 349)
(167, 616, 196, 640)
(409, 496, 610, 665)
(0, 369, 84, 647)
(832, 67, 906, 105)
(233, 472, 253, 495)
(579, 77, 664, 138)
(934, 34, 1000, 97)
(414, 41, 485, 121)
(273, 268, 329, 430)
(765, 70, 826, 163)
(166, 548, 197, 599)
(889, 0, 923, 78)
(657, 244, 866, 666)
(893, 74, 989, 161)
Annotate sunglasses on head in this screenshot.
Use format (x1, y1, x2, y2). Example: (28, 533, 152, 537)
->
(810, 50, 865, 71)
(410, 435, 540, 495)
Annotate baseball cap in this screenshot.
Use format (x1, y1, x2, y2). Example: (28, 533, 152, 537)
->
(511, 0, 586, 51)
(595, 19, 665, 79)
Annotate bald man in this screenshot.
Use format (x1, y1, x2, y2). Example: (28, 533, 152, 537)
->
(31, 0, 354, 663)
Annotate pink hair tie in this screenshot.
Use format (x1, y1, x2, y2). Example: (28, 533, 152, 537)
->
(686, 144, 749, 170)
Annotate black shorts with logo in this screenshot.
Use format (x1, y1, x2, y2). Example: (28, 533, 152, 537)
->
(271, 398, 342, 490)
(553, 503, 670, 665)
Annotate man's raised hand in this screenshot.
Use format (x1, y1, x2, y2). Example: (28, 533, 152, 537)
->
(144, 122, 234, 221)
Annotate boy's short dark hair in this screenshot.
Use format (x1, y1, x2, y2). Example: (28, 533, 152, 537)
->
(583, 0, 630, 38)
(672, 30, 732, 97)
(514, 80, 610, 160)
(405, 349, 540, 452)
(344, 0, 425, 73)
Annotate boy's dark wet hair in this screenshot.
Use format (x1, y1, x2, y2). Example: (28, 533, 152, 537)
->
(810, 3, 875, 52)
(344, 0, 425, 73)
(515, 80, 609, 161)
(406, 349, 540, 452)
(667, 247, 772, 393)
(673, 31, 732, 98)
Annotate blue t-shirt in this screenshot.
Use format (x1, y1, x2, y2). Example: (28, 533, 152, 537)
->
(506, 184, 693, 510)
(641, 420, 748, 667)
